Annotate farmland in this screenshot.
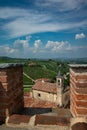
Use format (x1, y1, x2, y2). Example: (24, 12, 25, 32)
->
(0, 57, 72, 92)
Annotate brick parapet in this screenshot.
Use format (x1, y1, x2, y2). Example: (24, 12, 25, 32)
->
(0, 63, 24, 122)
(69, 64, 87, 118)
(71, 81, 87, 94)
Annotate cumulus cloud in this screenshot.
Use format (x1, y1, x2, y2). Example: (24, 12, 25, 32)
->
(0, 36, 32, 58)
(46, 40, 71, 52)
(0, 45, 17, 57)
(4, 46, 15, 53)
(0, 38, 87, 58)
(14, 39, 29, 50)
(75, 33, 86, 39)
(34, 40, 42, 49)
(33, 40, 42, 53)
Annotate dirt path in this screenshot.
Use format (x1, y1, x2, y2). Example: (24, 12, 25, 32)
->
(23, 72, 35, 83)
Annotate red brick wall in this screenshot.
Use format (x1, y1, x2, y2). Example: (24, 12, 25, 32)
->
(70, 67, 87, 117)
(0, 65, 24, 121)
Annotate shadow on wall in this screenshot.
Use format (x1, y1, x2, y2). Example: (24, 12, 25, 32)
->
(0, 82, 6, 123)
(62, 89, 70, 108)
(19, 107, 52, 116)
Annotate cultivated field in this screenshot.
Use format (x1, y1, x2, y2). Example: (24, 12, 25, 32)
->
(0, 57, 71, 92)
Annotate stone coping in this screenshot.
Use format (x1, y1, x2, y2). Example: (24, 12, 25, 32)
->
(0, 63, 24, 69)
(69, 64, 87, 68)
(6, 114, 70, 127)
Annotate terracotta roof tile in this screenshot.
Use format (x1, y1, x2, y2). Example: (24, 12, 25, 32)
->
(32, 81, 57, 94)
(35, 78, 51, 82)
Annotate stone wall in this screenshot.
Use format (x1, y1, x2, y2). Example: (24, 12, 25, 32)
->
(33, 90, 57, 102)
(70, 64, 87, 117)
(0, 63, 24, 122)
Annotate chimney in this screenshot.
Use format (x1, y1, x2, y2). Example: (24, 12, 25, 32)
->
(42, 80, 45, 83)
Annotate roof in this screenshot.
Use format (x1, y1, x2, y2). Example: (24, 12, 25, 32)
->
(32, 81, 57, 94)
(35, 78, 51, 82)
(0, 63, 23, 69)
(69, 64, 87, 68)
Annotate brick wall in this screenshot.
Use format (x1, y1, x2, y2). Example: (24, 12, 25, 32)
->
(69, 64, 87, 118)
(0, 63, 24, 122)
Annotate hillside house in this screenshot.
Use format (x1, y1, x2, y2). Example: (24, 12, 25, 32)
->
(32, 71, 67, 107)
(32, 79, 57, 102)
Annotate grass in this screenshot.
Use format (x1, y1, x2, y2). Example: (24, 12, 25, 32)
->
(23, 65, 57, 81)
(23, 61, 58, 92)
(23, 75, 34, 85)
(24, 87, 32, 93)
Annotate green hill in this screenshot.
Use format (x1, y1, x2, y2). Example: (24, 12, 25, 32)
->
(0, 57, 70, 92)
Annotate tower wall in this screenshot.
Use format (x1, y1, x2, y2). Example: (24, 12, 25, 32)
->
(0, 63, 24, 122)
(70, 64, 87, 118)
(56, 77, 63, 107)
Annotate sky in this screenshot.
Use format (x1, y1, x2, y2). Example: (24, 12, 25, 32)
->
(0, 0, 87, 59)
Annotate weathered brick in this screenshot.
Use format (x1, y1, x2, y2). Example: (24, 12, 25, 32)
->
(0, 97, 8, 102)
(76, 107, 87, 115)
(75, 82, 87, 88)
(76, 100, 87, 108)
(75, 75, 87, 81)
(75, 93, 87, 100)
(0, 104, 8, 109)
(0, 91, 7, 97)
(70, 64, 87, 117)
(71, 86, 87, 100)
(70, 104, 77, 117)
(70, 77, 87, 88)
(71, 83, 87, 94)
(72, 96, 86, 112)
(0, 83, 8, 91)
(0, 76, 8, 83)
(0, 64, 24, 121)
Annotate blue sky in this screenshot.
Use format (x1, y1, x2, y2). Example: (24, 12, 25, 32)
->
(0, 0, 87, 58)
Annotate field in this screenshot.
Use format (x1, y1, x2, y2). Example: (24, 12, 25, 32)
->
(0, 57, 71, 92)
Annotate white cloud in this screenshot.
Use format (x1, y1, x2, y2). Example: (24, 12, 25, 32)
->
(0, 38, 87, 58)
(4, 16, 86, 38)
(0, 36, 31, 58)
(4, 46, 15, 53)
(14, 39, 29, 50)
(34, 40, 42, 49)
(0, 8, 28, 19)
(75, 33, 86, 39)
(36, 0, 87, 11)
(13, 36, 32, 57)
(33, 40, 42, 53)
(46, 40, 71, 52)
(0, 45, 17, 57)
(0, 7, 86, 39)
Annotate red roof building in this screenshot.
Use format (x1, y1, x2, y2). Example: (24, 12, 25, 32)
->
(32, 79, 57, 103)
(32, 80, 57, 94)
